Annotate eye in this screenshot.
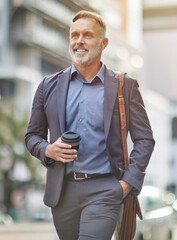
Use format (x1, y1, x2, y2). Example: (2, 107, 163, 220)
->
(85, 33, 92, 38)
(71, 33, 78, 39)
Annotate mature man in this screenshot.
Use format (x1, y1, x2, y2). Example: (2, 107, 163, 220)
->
(25, 10, 155, 240)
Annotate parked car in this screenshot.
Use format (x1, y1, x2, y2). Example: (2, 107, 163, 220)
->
(134, 185, 174, 240)
(0, 210, 13, 225)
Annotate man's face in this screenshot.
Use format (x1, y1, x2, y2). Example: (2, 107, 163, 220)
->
(69, 18, 106, 66)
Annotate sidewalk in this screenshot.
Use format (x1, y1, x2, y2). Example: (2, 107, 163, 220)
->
(0, 221, 57, 240)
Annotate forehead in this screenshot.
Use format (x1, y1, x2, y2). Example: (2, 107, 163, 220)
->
(70, 18, 102, 34)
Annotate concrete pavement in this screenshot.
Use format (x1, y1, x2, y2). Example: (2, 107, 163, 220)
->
(0, 221, 57, 240)
(1, 221, 177, 240)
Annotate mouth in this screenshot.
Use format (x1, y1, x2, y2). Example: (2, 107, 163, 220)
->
(75, 49, 87, 52)
(73, 47, 88, 54)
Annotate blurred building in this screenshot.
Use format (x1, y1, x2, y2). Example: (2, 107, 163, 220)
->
(143, 0, 177, 194)
(0, 0, 92, 112)
(143, 90, 172, 188)
(0, 0, 145, 112)
(143, 0, 177, 102)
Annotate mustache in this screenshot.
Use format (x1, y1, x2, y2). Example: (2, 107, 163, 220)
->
(73, 45, 89, 51)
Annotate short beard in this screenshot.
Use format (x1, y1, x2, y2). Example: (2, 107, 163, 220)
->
(69, 40, 103, 66)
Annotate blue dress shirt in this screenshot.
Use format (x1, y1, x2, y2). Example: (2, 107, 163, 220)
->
(65, 63, 112, 175)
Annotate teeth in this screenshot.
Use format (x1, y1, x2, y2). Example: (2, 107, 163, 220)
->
(77, 49, 85, 52)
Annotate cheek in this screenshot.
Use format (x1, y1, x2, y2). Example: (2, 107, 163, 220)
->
(87, 43, 96, 50)
(69, 43, 73, 50)
(69, 40, 75, 49)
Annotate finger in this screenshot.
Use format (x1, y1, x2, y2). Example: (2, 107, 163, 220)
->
(59, 153, 77, 159)
(56, 138, 72, 149)
(56, 156, 75, 163)
(59, 142, 72, 149)
(60, 148, 77, 154)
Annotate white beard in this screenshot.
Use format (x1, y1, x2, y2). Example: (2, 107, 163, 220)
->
(69, 41, 102, 66)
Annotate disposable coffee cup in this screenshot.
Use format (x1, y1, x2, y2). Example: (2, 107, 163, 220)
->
(61, 131, 81, 150)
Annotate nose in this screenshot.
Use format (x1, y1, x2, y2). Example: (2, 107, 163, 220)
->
(76, 35, 84, 44)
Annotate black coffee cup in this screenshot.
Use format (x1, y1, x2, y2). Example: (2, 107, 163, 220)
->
(61, 131, 81, 150)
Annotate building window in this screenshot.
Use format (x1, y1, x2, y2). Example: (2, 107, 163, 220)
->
(172, 117, 177, 139)
(0, 79, 15, 100)
(41, 59, 63, 76)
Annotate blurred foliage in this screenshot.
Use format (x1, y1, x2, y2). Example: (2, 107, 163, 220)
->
(0, 101, 43, 182)
(0, 101, 46, 215)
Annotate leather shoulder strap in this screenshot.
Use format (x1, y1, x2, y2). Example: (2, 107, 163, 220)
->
(115, 72, 129, 169)
(115, 74, 143, 223)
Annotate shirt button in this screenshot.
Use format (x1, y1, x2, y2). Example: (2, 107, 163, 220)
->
(79, 118, 82, 122)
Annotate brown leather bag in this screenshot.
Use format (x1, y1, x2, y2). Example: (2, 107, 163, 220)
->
(115, 72, 143, 240)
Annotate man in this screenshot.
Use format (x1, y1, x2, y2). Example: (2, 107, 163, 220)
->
(25, 10, 155, 240)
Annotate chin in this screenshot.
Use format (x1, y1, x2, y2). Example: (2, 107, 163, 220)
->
(73, 57, 91, 66)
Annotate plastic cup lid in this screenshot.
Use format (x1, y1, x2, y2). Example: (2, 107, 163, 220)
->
(61, 131, 81, 143)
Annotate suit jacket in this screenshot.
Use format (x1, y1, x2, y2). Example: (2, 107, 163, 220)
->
(25, 65, 155, 207)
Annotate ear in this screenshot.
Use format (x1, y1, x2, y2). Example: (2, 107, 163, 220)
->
(101, 38, 108, 51)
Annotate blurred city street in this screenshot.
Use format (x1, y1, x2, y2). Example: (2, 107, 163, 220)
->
(0, 221, 56, 240)
(1, 221, 177, 240)
(1, 0, 177, 240)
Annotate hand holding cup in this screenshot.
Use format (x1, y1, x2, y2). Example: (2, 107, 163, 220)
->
(45, 131, 81, 163)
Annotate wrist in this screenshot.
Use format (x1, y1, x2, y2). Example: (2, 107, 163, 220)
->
(119, 180, 133, 198)
(119, 180, 132, 189)
(44, 145, 55, 166)
(45, 144, 51, 158)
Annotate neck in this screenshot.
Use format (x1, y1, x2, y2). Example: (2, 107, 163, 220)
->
(73, 60, 102, 82)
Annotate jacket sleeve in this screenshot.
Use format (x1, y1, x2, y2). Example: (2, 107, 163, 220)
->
(121, 79, 155, 194)
(25, 78, 54, 168)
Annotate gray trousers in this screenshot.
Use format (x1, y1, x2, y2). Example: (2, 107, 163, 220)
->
(51, 174, 123, 240)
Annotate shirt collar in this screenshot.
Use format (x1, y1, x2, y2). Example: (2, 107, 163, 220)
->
(71, 63, 105, 84)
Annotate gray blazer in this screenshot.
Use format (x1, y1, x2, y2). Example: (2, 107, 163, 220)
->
(25, 66, 155, 207)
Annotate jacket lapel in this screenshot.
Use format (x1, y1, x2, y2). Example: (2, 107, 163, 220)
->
(104, 67, 119, 140)
(56, 67, 71, 133)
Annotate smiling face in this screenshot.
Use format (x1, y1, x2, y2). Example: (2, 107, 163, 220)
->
(69, 18, 108, 67)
